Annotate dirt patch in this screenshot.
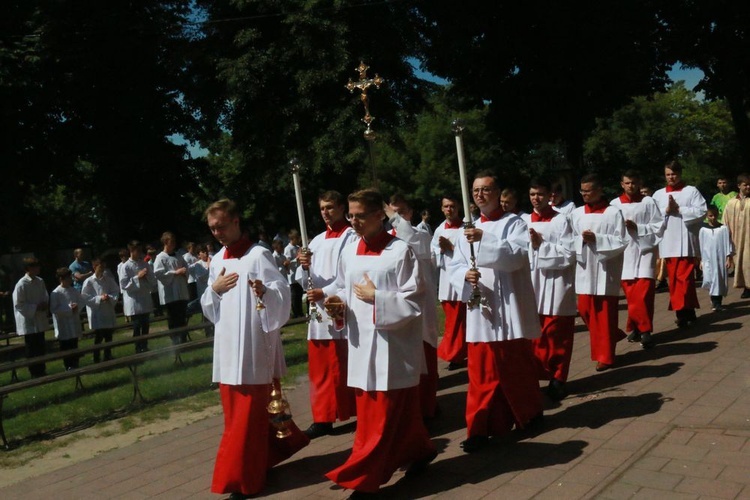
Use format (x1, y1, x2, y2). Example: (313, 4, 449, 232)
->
(0, 404, 223, 488)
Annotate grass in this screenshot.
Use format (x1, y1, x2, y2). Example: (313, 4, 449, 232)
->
(1, 314, 311, 453)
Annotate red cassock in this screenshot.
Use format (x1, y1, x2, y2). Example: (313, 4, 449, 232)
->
(532, 315, 575, 382)
(665, 257, 700, 311)
(211, 384, 310, 496)
(621, 278, 656, 333)
(325, 387, 435, 492)
(437, 300, 468, 363)
(308, 338, 356, 422)
(466, 339, 543, 437)
(419, 341, 438, 418)
(577, 295, 627, 365)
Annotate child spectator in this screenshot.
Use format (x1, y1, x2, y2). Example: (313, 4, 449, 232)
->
(50, 267, 83, 370)
(699, 205, 734, 311)
(284, 230, 304, 318)
(82, 257, 119, 363)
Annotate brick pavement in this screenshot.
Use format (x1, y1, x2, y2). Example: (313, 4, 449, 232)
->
(1, 286, 748, 499)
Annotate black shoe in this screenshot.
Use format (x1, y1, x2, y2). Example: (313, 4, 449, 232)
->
(595, 362, 612, 372)
(640, 332, 655, 349)
(405, 450, 438, 477)
(227, 493, 252, 500)
(626, 331, 641, 343)
(303, 422, 333, 439)
(547, 379, 568, 401)
(742, 289, 750, 299)
(525, 412, 545, 431)
(348, 491, 377, 499)
(460, 435, 489, 453)
(447, 360, 467, 371)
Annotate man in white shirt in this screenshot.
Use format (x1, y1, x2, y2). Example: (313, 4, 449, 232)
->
(570, 174, 627, 371)
(323, 189, 435, 495)
(431, 194, 467, 370)
(386, 193, 440, 419)
(610, 170, 664, 348)
(13, 257, 49, 377)
(154, 231, 190, 344)
(652, 160, 707, 327)
(448, 171, 543, 453)
(202, 199, 308, 498)
(523, 178, 577, 401)
(119, 240, 156, 353)
(295, 190, 357, 439)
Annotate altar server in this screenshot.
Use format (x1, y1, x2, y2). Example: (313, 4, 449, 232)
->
(202, 199, 308, 498)
(610, 170, 664, 348)
(652, 160, 707, 327)
(323, 189, 436, 496)
(570, 173, 627, 371)
(296, 190, 357, 439)
(523, 178, 577, 401)
(448, 170, 543, 453)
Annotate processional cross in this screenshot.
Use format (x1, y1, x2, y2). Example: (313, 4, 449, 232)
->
(345, 61, 385, 183)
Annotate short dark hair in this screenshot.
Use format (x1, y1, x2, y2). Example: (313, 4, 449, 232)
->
(622, 169, 642, 181)
(127, 240, 143, 253)
(664, 159, 683, 174)
(319, 190, 347, 207)
(706, 204, 720, 216)
(529, 177, 552, 192)
(441, 193, 461, 204)
(737, 173, 750, 185)
(349, 189, 384, 213)
(23, 257, 40, 270)
(580, 173, 601, 188)
(474, 169, 499, 186)
(56, 267, 72, 280)
(389, 193, 411, 209)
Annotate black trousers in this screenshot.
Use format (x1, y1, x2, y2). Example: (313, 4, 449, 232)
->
(93, 328, 114, 362)
(59, 338, 80, 370)
(132, 313, 150, 353)
(166, 300, 188, 344)
(24, 331, 46, 377)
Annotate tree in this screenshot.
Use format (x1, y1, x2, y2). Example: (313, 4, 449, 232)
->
(412, 0, 671, 174)
(660, 1, 750, 169)
(584, 82, 740, 195)
(183, 0, 431, 233)
(1, 1, 200, 252)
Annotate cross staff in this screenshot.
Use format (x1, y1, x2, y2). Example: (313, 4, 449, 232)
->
(346, 61, 384, 184)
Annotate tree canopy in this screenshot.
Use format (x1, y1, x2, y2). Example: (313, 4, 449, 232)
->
(2, 0, 748, 256)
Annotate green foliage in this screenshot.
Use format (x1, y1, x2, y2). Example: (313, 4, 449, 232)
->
(584, 83, 740, 194)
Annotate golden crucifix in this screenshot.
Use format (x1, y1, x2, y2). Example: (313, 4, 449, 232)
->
(345, 61, 385, 142)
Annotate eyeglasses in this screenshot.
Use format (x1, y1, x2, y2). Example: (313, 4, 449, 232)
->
(472, 187, 496, 195)
(346, 211, 373, 222)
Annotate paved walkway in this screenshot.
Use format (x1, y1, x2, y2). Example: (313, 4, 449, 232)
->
(1, 286, 749, 499)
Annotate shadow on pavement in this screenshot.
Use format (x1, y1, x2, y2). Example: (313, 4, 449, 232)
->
(550, 392, 668, 429)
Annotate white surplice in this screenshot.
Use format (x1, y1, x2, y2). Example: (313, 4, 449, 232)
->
(119, 258, 155, 316)
(569, 206, 627, 296)
(202, 244, 290, 386)
(652, 186, 707, 258)
(50, 285, 83, 340)
(323, 237, 423, 391)
(294, 227, 358, 340)
(81, 273, 120, 329)
(389, 214, 439, 348)
(610, 196, 664, 280)
(447, 213, 541, 342)
(699, 224, 733, 296)
(522, 212, 577, 316)
(431, 221, 463, 302)
(153, 251, 190, 304)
